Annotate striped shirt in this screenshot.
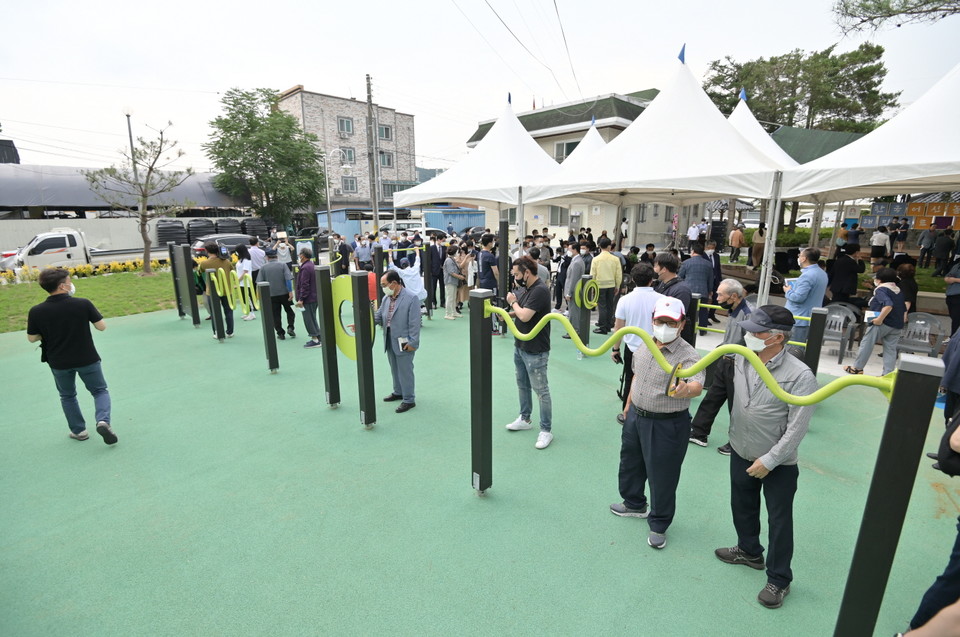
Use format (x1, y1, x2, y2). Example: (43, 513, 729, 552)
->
(630, 336, 705, 413)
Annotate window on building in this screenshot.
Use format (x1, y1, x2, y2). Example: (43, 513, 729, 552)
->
(341, 176, 358, 193)
(554, 140, 580, 162)
(338, 117, 353, 135)
(381, 182, 417, 199)
(548, 205, 569, 226)
(379, 151, 394, 168)
(503, 207, 517, 225)
(378, 124, 392, 141)
(339, 147, 355, 163)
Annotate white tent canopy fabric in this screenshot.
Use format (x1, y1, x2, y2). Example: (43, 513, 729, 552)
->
(781, 61, 960, 203)
(392, 104, 558, 209)
(728, 99, 798, 169)
(523, 124, 607, 207)
(524, 62, 783, 206)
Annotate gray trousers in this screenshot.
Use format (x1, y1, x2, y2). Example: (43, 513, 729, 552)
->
(569, 300, 582, 338)
(301, 301, 320, 339)
(853, 322, 901, 374)
(385, 331, 416, 403)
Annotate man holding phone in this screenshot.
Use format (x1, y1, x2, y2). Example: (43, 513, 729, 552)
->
(375, 270, 421, 413)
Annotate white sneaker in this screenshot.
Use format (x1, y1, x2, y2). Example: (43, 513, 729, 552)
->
(505, 416, 533, 431)
(444, 315, 457, 320)
(535, 431, 554, 449)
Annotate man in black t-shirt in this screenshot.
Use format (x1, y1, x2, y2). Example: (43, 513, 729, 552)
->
(26, 268, 117, 445)
(505, 257, 554, 449)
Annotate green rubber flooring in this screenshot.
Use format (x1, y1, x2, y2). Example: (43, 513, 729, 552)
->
(1, 308, 957, 636)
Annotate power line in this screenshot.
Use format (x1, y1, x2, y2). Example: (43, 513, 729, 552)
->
(448, 0, 537, 94)
(0, 117, 127, 137)
(553, 0, 582, 98)
(0, 77, 220, 95)
(482, 0, 569, 100)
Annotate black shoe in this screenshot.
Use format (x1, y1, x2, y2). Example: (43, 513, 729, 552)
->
(396, 402, 416, 413)
(689, 435, 708, 447)
(383, 393, 403, 402)
(757, 583, 790, 609)
(593, 328, 608, 334)
(276, 332, 285, 340)
(287, 327, 296, 338)
(96, 421, 118, 445)
(933, 462, 942, 471)
(561, 334, 572, 339)
(709, 317, 721, 324)
(717, 443, 732, 456)
(715, 545, 765, 570)
(927, 452, 939, 460)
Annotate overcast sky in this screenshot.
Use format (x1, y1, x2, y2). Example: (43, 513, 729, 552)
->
(2, 0, 957, 174)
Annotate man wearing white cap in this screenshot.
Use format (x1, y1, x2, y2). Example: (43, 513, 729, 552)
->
(610, 296, 704, 550)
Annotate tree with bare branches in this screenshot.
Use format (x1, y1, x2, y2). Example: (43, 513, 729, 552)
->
(83, 123, 193, 275)
(834, 0, 959, 33)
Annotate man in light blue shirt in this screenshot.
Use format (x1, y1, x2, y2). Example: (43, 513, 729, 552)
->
(783, 247, 828, 343)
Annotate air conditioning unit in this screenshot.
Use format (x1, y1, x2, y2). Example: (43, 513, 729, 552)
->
(338, 131, 350, 139)
(334, 188, 343, 195)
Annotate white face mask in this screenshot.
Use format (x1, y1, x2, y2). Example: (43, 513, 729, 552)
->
(566, 250, 575, 257)
(653, 323, 680, 343)
(382, 285, 393, 298)
(65, 282, 76, 296)
(743, 332, 772, 351)
(580, 249, 588, 256)
(797, 258, 804, 267)
(705, 250, 715, 256)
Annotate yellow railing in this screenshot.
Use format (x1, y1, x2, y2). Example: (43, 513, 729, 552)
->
(485, 300, 894, 405)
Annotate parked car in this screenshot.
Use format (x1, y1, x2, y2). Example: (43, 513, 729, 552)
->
(378, 222, 447, 240)
(459, 226, 488, 241)
(295, 226, 332, 240)
(190, 234, 257, 258)
(1, 227, 92, 271)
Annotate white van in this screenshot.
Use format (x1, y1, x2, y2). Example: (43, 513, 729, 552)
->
(794, 210, 841, 228)
(0, 228, 92, 271)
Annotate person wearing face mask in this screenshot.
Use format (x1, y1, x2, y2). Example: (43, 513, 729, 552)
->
(689, 279, 753, 454)
(505, 257, 555, 449)
(374, 270, 421, 413)
(715, 305, 818, 610)
(653, 253, 693, 344)
(563, 240, 590, 339)
(783, 247, 828, 343)
(354, 235, 373, 271)
(679, 245, 714, 333)
(610, 296, 704, 550)
(844, 267, 906, 375)
(704, 241, 723, 324)
(640, 244, 657, 265)
(553, 241, 573, 311)
(590, 236, 623, 335)
(27, 267, 117, 445)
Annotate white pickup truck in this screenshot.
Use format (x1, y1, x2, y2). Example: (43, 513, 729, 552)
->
(1, 228, 95, 271)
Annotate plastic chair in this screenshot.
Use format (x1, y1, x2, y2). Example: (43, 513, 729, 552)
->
(822, 305, 858, 364)
(896, 312, 946, 358)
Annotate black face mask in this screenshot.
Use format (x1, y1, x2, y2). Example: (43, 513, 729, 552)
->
(515, 277, 526, 288)
(719, 300, 734, 310)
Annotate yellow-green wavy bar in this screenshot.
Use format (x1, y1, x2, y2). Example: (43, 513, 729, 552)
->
(484, 301, 894, 404)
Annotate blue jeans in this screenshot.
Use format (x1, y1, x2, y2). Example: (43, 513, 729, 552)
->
(514, 348, 552, 432)
(51, 361, 111, 434)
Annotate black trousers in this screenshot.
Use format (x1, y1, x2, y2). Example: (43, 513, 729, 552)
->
(948, 295, 960, 336)
(597, 287, 616, 332)
(911, 516, 960, 629)
(620, 346, 635, 408)
(919, 246, 933, 268)
(619, 407, 691, 533)
(429, 274, 445, 308)
(730, 451, 799, 588)
(555, 273, 566, 309)
(270, 294, 296, 336)
(690, 356, 734, 438)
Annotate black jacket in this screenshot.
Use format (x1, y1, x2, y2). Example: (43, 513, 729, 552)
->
(828, 254, 865, 296)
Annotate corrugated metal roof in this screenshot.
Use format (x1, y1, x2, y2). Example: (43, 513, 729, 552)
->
(909, 191, 960, 203)
(769, 126, 865, 164)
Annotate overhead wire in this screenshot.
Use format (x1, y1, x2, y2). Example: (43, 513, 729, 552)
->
(0, 77, 220, 95)
(448, 0, 537, 94)
(552, 0, 582, 98)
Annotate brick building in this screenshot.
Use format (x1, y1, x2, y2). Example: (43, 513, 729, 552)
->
(278, 85, 417, 210)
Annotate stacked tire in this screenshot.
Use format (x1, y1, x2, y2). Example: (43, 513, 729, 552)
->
(187, 219, 215, 242)
(216, 218, 242, 234)
(242, 218, 269, 241)
(156, 219, 187, 246)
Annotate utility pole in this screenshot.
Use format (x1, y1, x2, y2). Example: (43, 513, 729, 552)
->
(366, 74, 381, 233)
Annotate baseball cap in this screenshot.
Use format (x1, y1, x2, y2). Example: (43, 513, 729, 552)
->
(653, 297, 685, 321)
(265, 248, 278, 257)
(739, 305, 795, 333)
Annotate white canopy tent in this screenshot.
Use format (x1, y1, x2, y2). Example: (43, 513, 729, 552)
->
(392, 103, 558, 216)
(781, 61, 960, 203)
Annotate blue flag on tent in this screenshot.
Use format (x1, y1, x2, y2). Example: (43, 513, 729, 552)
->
(508, 92, 512, 105)
(591, 115, 596, 126)
(678, 44, 686, 64)
(739, 87, 748, 101)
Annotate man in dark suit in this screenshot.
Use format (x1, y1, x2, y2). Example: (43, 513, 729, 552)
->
(375, 270, 422, 413)
(828, 243, 866, 303)
(705, 240, 723, 323)
(428, 234, 446, 309)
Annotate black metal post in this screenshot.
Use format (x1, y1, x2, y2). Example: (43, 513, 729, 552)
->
(207, 269, 225, 341)
(498, 219, 510, 309)
(803, 307, 827, 375)
(577, 274, 592, 347)
(683, 293, 700, 346)
(351, 271, 376, 429)
(312, 236, 320, 265)
(168, 241, 185, 318)
(470, 289, 494, 495)
(182, 246, 200, 327)
(316, 266, 340, 407)
(257, 282, 279, 373)
(373, 244, 385, 305)
(833, 355, 944, 637)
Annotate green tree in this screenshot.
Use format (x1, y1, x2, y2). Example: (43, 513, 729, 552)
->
(834, 0, 960, 33)
(83, 123, 193, 275)
(204, 88, 325, 226)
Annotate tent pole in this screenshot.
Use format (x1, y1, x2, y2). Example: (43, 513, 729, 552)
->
(517, 186, 525, 242)
(809, 201, 824, 249)
(757, 171, 783, 306)
(828, 200, 846, 258)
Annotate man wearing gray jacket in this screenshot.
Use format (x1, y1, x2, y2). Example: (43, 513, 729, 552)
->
(713, 305, 818, 610)
(375, 270, 422, 413)
(563, 241, 588, 340)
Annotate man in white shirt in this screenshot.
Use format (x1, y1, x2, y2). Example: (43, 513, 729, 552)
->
(248, 237, 266, 283)
(611, 263, 665, 424)
(687, 224, 700, 245)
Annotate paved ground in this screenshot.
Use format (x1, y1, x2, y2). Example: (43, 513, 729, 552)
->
(1, 305, 957, 636)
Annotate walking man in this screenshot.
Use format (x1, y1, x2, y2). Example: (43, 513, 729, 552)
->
(375, 270, 421, 413)
(505, 257, 554, 449)
(714, 305, 818, 609)
(611, 297, 704, 549)
(257, 249, 296, 340)
(590, 236, 623, 335)
(296, 247, 321, 348)
(27, 268, 117, 444)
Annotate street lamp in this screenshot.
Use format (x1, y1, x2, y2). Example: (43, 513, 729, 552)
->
(320, 148, 352, 234)
(122, 107, 139, 183)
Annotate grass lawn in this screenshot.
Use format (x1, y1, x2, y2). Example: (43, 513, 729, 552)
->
(0, 271, 178, 334)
